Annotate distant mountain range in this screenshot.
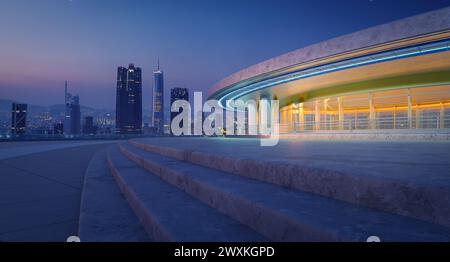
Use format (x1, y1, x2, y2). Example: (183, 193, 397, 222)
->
(0, 98, 118, 125)
(0, 98, 105, 114)
(0, 98, 153, 123)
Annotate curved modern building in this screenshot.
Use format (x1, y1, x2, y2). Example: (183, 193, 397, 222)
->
(208, 8, 450, 133)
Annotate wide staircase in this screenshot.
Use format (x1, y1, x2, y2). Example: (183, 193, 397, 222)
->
(78, 139, 450, 242)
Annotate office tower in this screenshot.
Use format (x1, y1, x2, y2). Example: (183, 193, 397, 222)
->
(170, 87, 189, 132)
(115, 66, 127, 134)
(71, 95, 81, 135)
(83, 116, 96, 135)
(152, 61, 164, 135)
(54, 122, 64, 135)
(115, 64, 142, 134)
(64, 81, 72, 134)
(64, 81, 81, 135)
(11, 103, 27, 135)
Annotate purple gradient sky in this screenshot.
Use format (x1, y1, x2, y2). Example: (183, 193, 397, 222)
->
(1, 0, 450, 109)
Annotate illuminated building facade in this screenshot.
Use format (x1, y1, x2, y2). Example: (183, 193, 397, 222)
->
(208, 8, 450, 134)
(116, 64, 143, 134)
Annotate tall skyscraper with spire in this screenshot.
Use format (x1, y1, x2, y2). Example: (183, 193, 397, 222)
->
(115, 64, 142, 134)
(152, 60, 164, 135)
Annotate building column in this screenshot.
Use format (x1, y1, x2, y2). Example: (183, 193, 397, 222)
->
(393, 106, 397, 129)
(285, 105, 294, 133)
(338, 97, 344, 130)
(369, 93, 375, 129)
(440, 103, 445, 129)
(287, 104, 294, 133)
(280, 108, 286, 124)
(323, 99, 329, 130)
(315, 100, 320, 131)
(289, 104, 297, 132)
(407, 93, 412, 129)
(298, 103, 304, 132)
(416, 107, 421, 129)
(280, 107, 288, 133)
(256, 99, 260, 134)
(258, 96, 270, 134)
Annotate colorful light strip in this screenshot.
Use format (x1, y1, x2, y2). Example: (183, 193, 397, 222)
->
(218, 39, 450, 110)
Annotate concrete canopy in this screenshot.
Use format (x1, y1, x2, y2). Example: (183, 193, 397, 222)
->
(208, 7, 450, 109)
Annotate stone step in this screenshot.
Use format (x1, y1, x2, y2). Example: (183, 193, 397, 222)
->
(78, 148, 150, 242)
(106, 145, 265, 242)
(120, 142, 450, 241)
(128, 139, 450, 228)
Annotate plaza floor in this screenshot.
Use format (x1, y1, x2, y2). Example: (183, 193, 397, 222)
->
(1, 137, 449, 241)
(0, 141, 114, 241)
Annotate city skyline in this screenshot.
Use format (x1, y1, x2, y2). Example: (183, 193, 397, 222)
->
(0, 1, 449, 248)
(1, 0, 450, 109)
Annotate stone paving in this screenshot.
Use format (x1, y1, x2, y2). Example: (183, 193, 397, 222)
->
(0, 142, 113, 241)
(0, 140, 116, 160)
(1, 137, 449, 241)
(133, 137, 450, 187)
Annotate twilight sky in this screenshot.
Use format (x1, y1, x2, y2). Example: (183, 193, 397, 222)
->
(1, 0, 450, 109)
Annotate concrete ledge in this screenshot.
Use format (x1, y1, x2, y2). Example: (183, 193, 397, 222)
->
(121, 143, 450, 241)
(129, 139, 450, 228)
(78, 148, 150, 242)
(208, 7, 450, 97)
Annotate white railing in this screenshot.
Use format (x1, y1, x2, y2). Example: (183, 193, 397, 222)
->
(229, 115, 450, 135)
(286, 115, 450, 133)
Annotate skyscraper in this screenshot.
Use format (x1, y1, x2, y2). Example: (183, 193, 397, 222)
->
(71, 95, 81, 135)
(64, 81, 72, 135)
(83, 116, 96, 135)
(64, 81, 81, 135)
(54, 122, 64, 135)
(170, 87, 189, 130)
(116, 64, 142, 134)
(152, 61, 164, 135)
(11, 103, 27, 135)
